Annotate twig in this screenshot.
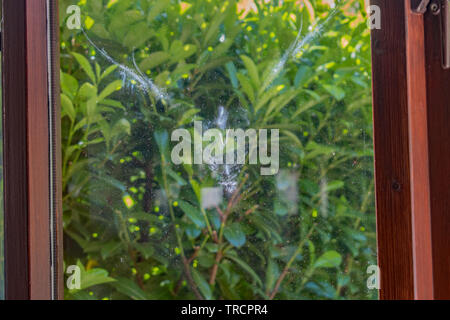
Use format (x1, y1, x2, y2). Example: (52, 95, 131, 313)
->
(172, 274, 184, 297)
(161, 155, 203, 299)
(237, 205, 258, 222)
(268, 225, 316, 299)
(182, 256, 204, 300)
(208, 177, 249, 286)
(209, 250, 223, 285)
(187, 246, 201, 264)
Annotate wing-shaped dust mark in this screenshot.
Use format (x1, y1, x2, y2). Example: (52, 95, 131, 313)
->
(81, 28, 170, 103)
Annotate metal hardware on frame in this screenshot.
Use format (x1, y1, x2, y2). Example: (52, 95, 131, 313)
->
(413, 0, 450, 69)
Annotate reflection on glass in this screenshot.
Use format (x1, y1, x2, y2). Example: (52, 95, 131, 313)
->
(60, 0, 376, 300)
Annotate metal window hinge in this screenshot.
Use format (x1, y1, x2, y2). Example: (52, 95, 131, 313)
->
(413, 0, 450, 69)
(415, 0, 432, 13)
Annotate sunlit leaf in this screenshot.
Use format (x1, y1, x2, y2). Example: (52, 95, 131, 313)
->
(224, 223, 246, 248)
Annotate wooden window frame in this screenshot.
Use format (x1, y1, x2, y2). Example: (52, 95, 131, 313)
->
(2, 0, 62, 300)
(0, 0, 448, 300)
(370, 0, 450, 299)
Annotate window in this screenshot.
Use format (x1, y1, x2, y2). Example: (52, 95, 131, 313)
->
(1, 0, 449, 300)
(59, 0, 376, 300)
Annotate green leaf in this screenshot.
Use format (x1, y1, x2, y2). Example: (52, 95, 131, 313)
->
(314, 250, 342, 269)
(98, 80, 122, 101)
(61, 94, 76, 122)
(71, 290, 97, 300)
(132, 243, 155, 260)
(73, 268, 106, 291)
(237, 73, 255, 104)
(91, 24, 111, 39)
(169, 41, 197, 64)
(192, 269, 213, 300)
(147, 0, 170, 22)
(154, 130, 169, 161)
(264, 88, 302, 118)
(197, 56, 232, 73)
(139, 51, 171, 71)
(203, 11, 226, 46)
(100, 65, 118, 82)
(274, 199, 288, 216)
(323, 84, 346, 101)
(123, 22, 154, 49)
(225, 251, 263, 287)
(95, 173, 127, 192)
(265, 259, 280, 292)
(292, 96, 327, 118)
(294, 65, 312, 87)
(72, 52, 96, 84)
(177, 108, 200, 126)
(75, 261, 116, 291)
(185, 224, 202, 239)
(95, 63, 101, 81)
(255, 85, 280, 112)
(110, 10, 143, 40)
(240, 55, 260, 88)
(86, 97, 97, 119)
(101, 241, 123, 260)
(325, 180, 345, 192)
(205, 243, 219, 253)
(100, 99, 125, 110)
(189, 179, 202, 202)
(112, 278, 148, 300)
(112, 118, 131, 136)
(224, 223, 246, 248)
(304, 142, 337, 160)
(179, 200, 205, 228)
(78, 82, 97, 100)
(166, 167, 187, 186)
(61, 71, 79, 98)
(171, 63, 196, 81)
(225, 62, 238, 89)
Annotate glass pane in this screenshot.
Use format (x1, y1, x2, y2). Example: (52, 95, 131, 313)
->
(60, 0, 376, 300)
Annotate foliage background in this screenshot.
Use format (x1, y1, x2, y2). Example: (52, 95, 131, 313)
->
(59, 0, 376, 300)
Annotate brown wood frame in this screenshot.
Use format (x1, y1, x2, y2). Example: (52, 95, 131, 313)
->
(370, 0, 415, 300)
(405, 0, 450, 299)
(371, 0, 450, 299)
(2, 0, 62, 300)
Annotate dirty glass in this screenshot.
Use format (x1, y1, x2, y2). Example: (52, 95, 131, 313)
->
(59, 0, 377, 300)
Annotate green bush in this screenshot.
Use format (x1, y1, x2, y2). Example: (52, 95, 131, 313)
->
(60, 0, 376, 300)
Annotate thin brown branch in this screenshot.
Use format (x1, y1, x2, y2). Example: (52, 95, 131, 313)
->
(268, 225, 316, 300)
(182, 256, 204, 300)
(209, 250, 223, 285)
(215, 205, 224, 220)
(187, 246, 201, 264)
(172, 274, 184, 297)
(237, 205, 258, 222)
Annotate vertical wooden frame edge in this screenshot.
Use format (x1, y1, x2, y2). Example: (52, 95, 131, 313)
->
(404, 0, 434, 300)
(26, 0, 51, 300)
(404, 0, 450, 299)
(2, 0, 56, 299)
(2, 0, 30, 300)
(421, 0, 450, 299)
(370, 0, 414, 299)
